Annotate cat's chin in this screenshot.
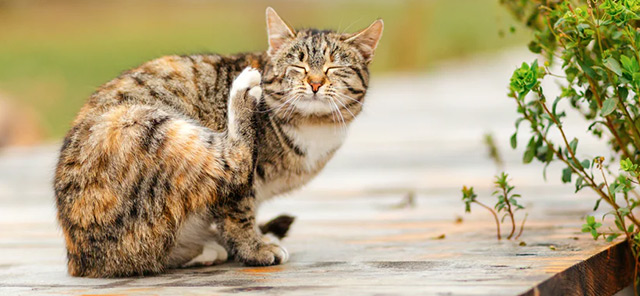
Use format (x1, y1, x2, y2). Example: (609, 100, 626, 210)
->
(290, 95, 336, 116)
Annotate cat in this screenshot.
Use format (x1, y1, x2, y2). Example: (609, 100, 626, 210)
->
(54, 7, 383, 277)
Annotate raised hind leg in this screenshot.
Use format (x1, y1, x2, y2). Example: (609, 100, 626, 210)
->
(211, 67, 289, 266)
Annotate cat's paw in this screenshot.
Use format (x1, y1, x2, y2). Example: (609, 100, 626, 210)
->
(230, 67, 262, 104)
(238, 242, 289, 266)
(183, 242, 228, 267)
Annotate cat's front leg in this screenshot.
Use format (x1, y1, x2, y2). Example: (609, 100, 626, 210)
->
(217, 197, 289, 266)
(215, 67, 289, 266)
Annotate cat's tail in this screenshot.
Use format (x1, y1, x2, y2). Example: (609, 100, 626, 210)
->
(260, 214, 295, 239)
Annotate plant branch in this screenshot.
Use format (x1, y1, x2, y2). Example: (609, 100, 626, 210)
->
(515, 213, 528, 240)
(501, 185, 517, 239)
(513, 91, 640, 226)
(597, 163, 631, 241)
(474, 200, 501, 240)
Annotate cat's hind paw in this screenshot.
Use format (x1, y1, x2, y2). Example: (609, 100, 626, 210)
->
(183, 242, 228, 267)
(230, 67, 262, 104)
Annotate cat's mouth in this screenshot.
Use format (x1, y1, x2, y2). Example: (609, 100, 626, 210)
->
(293, 93, 323, 101)
(305, 92, 331, 100)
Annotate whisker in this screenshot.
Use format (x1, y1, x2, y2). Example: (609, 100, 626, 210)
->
(329, 97, 347, 133)
(276, 94, 302, 116)
(256, 93, 300, 113)
(328, 97, 338, 125)
(332, 95, 357, 120)
(327, 97, 340, 133)
(330, 86, 366, 93)
(285, 96, 303, 121)
(327, 92, 364, 106)
(278, 93, 303, 120)
(256, 86, 308, 114)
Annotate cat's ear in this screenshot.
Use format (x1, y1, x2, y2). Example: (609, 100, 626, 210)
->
(266, 7, 296, 56)
(345, 19, 384, 63)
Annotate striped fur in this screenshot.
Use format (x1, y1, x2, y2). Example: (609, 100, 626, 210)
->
(54, 7, 383, 277)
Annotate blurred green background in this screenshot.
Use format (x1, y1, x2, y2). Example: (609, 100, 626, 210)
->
(0, 0, 528, 141)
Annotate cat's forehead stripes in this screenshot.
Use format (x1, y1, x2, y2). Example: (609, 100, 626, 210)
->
(291, 30, 337, 68)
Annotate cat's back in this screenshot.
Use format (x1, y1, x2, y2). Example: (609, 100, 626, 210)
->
(74, 52, 265, 132)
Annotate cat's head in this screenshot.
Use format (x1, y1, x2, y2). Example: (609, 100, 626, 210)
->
(262, 7, 383, 124)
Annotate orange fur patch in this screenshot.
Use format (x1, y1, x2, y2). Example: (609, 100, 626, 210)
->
(68, 185, 119, 228)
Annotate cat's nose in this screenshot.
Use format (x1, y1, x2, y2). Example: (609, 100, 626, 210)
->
(309, 81, 323, 93)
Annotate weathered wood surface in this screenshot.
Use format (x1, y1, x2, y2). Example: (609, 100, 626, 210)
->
(521, 240, 633, 296)
(0, 50, 632, 295)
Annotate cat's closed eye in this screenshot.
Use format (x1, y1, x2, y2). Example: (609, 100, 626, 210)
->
(324, 66, 346, 75)
(288, 65, 308, 73)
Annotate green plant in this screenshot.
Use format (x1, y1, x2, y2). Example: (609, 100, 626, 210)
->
(462, 173, 527, 240)
(501, 0, 640, 292)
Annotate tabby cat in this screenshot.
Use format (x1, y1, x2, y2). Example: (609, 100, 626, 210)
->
(54, 7, 383, 277)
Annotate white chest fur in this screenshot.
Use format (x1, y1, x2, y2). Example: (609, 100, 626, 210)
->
(282, 123, 347, 171)
(254, 123, 347, 202)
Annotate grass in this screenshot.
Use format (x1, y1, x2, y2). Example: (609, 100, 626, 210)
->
(0, 0, 528, 139)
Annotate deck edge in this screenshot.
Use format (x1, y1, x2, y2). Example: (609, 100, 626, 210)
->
(519, 240, 634, 296)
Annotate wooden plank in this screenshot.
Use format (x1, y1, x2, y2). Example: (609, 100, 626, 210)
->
(520, 241, 634, 296)
(0, 187, 629, 296)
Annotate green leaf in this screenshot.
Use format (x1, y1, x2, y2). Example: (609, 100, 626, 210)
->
(552, 96, 562, 117)
(580, 159, 590, 170)
(621, 158, 635, 171)
(615, 219, 625, 232)
(575, 176, 584, 193)
(601, 98, 617, 116)
(593, 198, 602, 211)
(510, 133, 518, 149)
(621, 55, 636, 72)
(569, 138, 578, 153)
(618, 87, 629, 100)
(609, 183, 618, 196)
(606, 233, 621, 242)
(523, 147, 535, 164)
(604, 57, 623, 76)
(562, 167, 572, 183)
(577, 59, 597, 78)
(619, 207, 630, 217)
(586, 215, 596, 225)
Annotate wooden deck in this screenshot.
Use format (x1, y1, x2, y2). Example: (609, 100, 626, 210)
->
(0, 50, 633, 295)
